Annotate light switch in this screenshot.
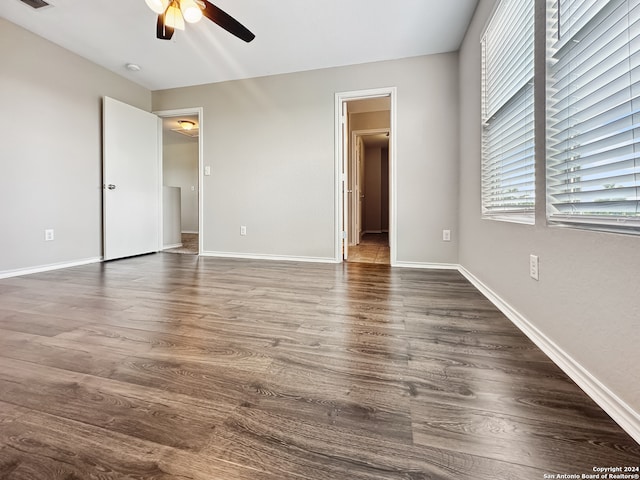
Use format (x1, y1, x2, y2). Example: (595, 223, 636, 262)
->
(204, 166, 211, 176)
(529, 254, 539, 281)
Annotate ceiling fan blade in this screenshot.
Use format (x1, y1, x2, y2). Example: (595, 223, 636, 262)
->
(156, 13, 175, 40)
(201, 1, 255, 43)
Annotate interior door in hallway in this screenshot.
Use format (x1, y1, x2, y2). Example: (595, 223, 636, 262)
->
(355, 135, 364, 243)
(102, 96, 160, 261)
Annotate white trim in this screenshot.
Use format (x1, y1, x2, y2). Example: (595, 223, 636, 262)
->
(181, 230, 199, 234)
(0, 257, 102, 279)
(153, 107, 204, 256)
(200, 251, 338, 264)
(163, 243, 183, 250)
(156, 116, 164, 254)
(394, 261, 460, 270)
(482, 214, 535, 226)
(335, 87, 398, 267)
(353, 129, 391, 143)
(458, 266, 640, 445)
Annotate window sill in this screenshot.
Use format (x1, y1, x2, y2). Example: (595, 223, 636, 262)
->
(482, 214, 535, 226)
(547, 215, 640, 236)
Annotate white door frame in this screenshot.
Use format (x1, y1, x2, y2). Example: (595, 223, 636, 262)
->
(153, 107, 204, 255)
(334, 87, 397, 265)
(341, 100, 350, 260)
(351, 134, 364, 245)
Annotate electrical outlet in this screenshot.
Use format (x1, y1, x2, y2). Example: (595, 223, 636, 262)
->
(529, 254, 539, 281)
(240, 225, 247, 236)
(442, 229, 451, 242)
(45, 229, 54, 241)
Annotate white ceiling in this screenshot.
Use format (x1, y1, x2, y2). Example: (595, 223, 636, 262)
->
(0, 0, 478, 91)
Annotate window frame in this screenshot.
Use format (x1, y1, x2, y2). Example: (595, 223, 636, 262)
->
(546, 0, 640, 234)
(481, 0, 536, 225)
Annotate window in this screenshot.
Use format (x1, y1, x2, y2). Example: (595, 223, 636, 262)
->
(547, 0, 640, 231)
(481, 0, 536, 223)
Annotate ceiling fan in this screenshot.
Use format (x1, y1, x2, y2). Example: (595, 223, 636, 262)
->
(145, 0, 255, 43)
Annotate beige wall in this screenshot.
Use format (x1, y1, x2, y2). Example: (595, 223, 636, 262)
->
(153, 54, 460, 263)
(163, 186, 182, 247)
(459, 0, 640, 427)
(0, 18, 151, 274)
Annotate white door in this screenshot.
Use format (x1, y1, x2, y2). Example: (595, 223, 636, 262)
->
(341, 101, 349, 260)
(103, 97, 160, 261)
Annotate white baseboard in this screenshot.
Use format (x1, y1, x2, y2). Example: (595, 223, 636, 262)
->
(0, 257, 102, 279)
(458, 266, 640, 445)
(200, 251, 339, 264)
(163, 243, 183, 250)
(181, 231, 198, 234)
(394, 261, 460, 270)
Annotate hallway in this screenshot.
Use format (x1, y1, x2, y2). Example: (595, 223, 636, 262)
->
(346, 233, 390, 265)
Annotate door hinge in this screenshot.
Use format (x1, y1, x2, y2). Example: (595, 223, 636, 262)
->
(342, 231, 347, 239)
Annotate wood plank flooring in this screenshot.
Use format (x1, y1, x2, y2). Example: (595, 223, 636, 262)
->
(0, 253, 638, 479)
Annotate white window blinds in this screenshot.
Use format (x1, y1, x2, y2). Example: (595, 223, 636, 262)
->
(547, 0, 640, 230)
(481, 0, 535, 222)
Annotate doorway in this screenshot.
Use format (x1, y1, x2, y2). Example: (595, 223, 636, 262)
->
(348, 129, 390, 264)
(335, 88, 396, 265)
(155, 108, 204, 255)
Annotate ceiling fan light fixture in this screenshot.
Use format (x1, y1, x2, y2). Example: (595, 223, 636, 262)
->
(165, 1, 185, 30)
(180, 0, 203, 23)
(150, 0, 255, 43)
(145, 0, 169, 14)
(178, 120, 196, 130)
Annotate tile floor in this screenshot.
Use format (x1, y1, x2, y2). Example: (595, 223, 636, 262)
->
(164, 233, 198, 255)
(346, 233, 390, 264)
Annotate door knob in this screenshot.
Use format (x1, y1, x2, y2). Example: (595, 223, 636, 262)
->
(107, 184, 116, 190)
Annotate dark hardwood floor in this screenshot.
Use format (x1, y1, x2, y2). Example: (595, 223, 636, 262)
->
(0, 253, 637, 479)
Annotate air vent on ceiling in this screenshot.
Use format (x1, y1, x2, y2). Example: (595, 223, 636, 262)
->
(19, 0, 51, 9)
